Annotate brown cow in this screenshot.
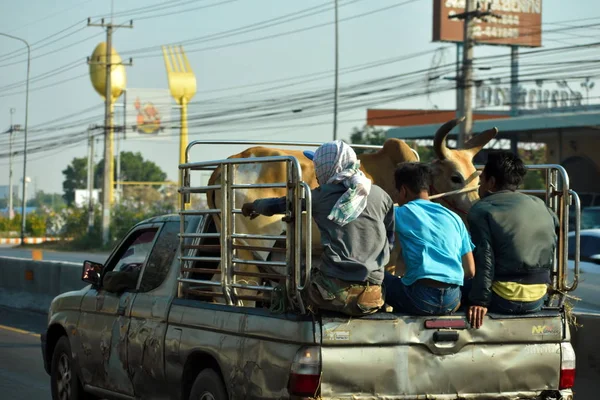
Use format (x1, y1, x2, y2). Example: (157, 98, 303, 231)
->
(203, 118, 497, 306)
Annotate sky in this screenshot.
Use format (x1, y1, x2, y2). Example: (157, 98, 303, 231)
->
(0, 0, 598, 198)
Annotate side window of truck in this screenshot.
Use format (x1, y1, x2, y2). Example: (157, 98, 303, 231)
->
(102, 227, 160, 293)
(138, 221, 180, 292)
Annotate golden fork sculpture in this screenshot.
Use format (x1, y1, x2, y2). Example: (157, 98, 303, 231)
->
(162, 45, 197, 203)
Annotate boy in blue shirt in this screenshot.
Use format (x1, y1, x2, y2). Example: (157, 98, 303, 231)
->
(384, 162, 475, 315)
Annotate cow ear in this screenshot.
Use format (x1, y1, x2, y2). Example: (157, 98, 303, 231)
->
(463, 127, 498, 158)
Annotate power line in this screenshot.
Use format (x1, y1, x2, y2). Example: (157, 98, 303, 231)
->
(0, 20, 86, 62)
(6, 60, 599, 151)
(122, 0, 362, 56)
(134, 0, 240, 22)
(5, 49, 598, 145)
(2, 38, 599, 146)
(133, 0, 422, 59)
(0, 32, 103, 68)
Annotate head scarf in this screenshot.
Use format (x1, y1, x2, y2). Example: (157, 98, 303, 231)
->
(312, 140, 372, 226)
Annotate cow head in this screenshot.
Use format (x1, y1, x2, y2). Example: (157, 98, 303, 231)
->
(429, 118, 498, 221)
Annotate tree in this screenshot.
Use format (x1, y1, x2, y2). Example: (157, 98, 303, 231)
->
(349, 125, 386, 155)
(349, 125, 435, 162)
(62, 151, 168, 206)
(519, 145, 546, 190)
(62, 157, 88, 206)
(95, 151, 167, 188)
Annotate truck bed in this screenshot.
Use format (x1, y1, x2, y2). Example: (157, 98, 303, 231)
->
(168, 298, 568, 399)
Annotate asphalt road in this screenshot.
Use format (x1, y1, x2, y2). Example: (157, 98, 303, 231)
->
(0, 307, 49, 400)
(0, 245, 108, 264)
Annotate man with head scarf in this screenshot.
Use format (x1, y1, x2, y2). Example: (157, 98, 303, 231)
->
(242, 140, 394, 316)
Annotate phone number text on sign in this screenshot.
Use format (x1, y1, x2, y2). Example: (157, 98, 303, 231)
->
(473, 26, 520, 39)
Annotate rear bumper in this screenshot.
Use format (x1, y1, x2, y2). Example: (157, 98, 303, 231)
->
(317, 390, 573, 400)
(40, 333, 50, 375)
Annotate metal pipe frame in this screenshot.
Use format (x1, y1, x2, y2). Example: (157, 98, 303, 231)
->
(178, 278, 221, 287)
(231, 233, 287, 241)
(292, 159, 305, 314)
(183, 139, 420, 165)
(179, 209, 222, 215)
(565, 190, 581, 292)
(178, 167, 187, 281)
(180, 155, 309, 170)
(230, 283, 276, 292)
(180, 233, 220, 239)
(298, 182, 312, 292)
(232, 259, 287, 267)
(227, 163, 242, 306)
(230, 183, 287, 189)
(180, 256, 221, 263)
(179, 184, 221, 193)
(220, 164, 233, 305)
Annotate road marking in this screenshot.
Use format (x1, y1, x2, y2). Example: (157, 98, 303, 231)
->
(0, 324, 41, 338)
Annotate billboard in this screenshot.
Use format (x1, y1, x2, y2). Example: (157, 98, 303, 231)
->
(75, 189, 100, 208)
(125, 88, 172, 139)
(432, 0, 542, 47)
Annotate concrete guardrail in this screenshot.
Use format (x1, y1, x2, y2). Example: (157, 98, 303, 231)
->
(0, 256, 86, 313)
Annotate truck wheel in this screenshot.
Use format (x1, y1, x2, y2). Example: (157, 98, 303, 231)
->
(189, 369, 227, 400)
(50, 336, 85, 400)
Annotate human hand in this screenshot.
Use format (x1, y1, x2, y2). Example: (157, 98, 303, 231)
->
(468, 305, 488, 329)
(241, 203, 259, 219)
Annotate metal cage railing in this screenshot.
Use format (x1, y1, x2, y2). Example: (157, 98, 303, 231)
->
(176, 139, 581, 314)
(177, 154, 311, 313)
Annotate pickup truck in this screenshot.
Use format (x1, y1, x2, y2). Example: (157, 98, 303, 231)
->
(41, 154, 579, 400)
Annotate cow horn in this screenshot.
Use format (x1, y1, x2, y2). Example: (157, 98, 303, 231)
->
(463, 127, 499, 158)
(433, 117, 464, 160)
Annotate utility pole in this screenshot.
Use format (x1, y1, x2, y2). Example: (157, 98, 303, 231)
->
(8, 108, 16, 220)
(449, 1, 499, 148)
(87, 18, 132, 245)
(332, 0, 339, 141)
(86, 125, 95, 233)
(116, 122, 121, 204)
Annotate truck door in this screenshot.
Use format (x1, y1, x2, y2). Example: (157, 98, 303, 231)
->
(127, 220, 180, 399)
(77, 223, 161, 396)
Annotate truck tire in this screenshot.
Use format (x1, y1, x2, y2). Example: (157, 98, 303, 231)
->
(50, 336, 86, 400)
(189, 369, 227, 400)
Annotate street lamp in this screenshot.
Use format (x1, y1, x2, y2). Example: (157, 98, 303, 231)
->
(0, 33, 31, 244)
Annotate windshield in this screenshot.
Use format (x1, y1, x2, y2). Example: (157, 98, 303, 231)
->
(582, 209, 600, 230)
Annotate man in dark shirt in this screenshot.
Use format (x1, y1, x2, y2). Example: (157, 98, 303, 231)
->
(242, 140, 394, 316)
(467, 151, 559, 328)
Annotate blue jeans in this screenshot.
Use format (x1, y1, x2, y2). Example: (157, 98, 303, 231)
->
(383, 272, 461, 316)
(461, 280, 545, 314)
(488, 292, 545, 314)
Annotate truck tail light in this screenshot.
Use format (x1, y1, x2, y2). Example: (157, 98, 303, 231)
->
(560, 342, 576, 389)
(289, 346, 321, 397)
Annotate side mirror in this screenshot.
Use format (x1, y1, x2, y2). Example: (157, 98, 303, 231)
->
(82, 260, 103, 286)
